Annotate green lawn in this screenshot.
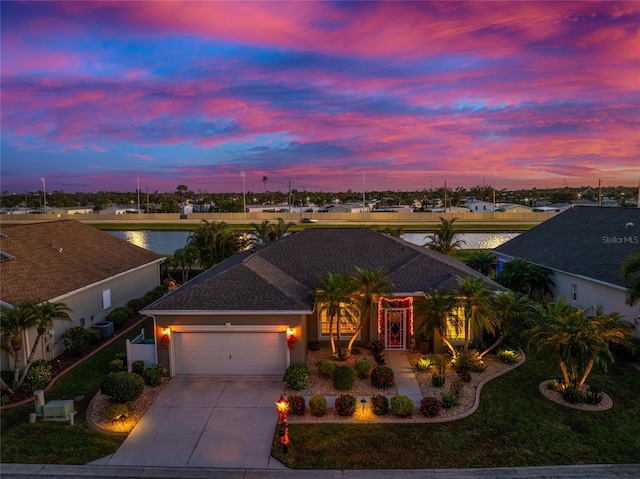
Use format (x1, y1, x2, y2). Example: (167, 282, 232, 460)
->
(271, 353, 640, 469)
(0, 317, 154, 464)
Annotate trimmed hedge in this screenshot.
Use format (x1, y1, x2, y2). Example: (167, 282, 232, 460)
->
(283, 364, 310, 391)
(333, 365, 355, 390)
(309, 395, 327, 416)
(143, 364, 167, 387)
(101, 371, 145, 403)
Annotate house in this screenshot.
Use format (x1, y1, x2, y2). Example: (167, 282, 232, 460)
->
(494, 207, 640, 336)
(142, 228, 504, 377)
(0, 220, 164, 371)
(495, 203, 532, 214)
(467, 200, 495, 212)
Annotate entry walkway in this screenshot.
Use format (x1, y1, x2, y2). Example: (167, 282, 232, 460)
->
(386, 350, 423, 405)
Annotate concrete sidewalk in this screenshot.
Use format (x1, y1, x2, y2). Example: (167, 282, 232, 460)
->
(2, 463, 639, 478)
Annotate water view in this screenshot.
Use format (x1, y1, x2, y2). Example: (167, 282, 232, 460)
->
(106, 230, 519, 255)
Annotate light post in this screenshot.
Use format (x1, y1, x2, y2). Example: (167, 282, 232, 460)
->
(40, 177, 46, 216)
(275, 395, 289, 454)
(240, 171, 246, 220)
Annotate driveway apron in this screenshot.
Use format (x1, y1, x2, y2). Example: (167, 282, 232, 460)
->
(106, 376, 286, 469)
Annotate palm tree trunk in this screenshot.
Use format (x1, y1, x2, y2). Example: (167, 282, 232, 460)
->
(438, 328, 458, 356)
(0, 377, 14, 394)
(577, 358, 595, 388)
(557, 357, 570, 386)
(16, 332, 44, 389)
(329, 315, 337, 356)
(478, 333, 505, 359)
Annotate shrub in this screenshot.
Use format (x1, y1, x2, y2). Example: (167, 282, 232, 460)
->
(370, 394, 389, 416)
(24, 360, 52, 392)
(61, 326, 101, 357)
(440, 392, 460, 409)
(450, 379, 465, 399)
(371, 365, 395, 389)
(416, 357, 433, 371)
(390, 394, 414, 417)
(143, 364, 167, 386)
(420, 396, 441, 418)
(283, 364, 310, 391)
(126, 297, 147, 314)
(335, 394, 357, 416)
(561, 386, 585, 404)
(132, 360, 145, 376)
(497, 349, 520, 365)
(431, 373, 446, 387)
(110, 359, 124, 373)
(333, 365, 355, 390)
(115, 352, 127, 363)
(471, 362, 486, 373)
(106, 306, 133, 329)
(107, 403, 129, 421)
(368, 341, 386, 365)
(585, 386, 603, 405)
(354, 358, 372, 379)
(317, 359, 336, 379)
(309, 394, 327, 416)
(287, 395, 306, 415)
(101, 371, 145, 403)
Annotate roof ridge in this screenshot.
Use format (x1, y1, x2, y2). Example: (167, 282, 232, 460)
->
(244, 254, 311, 307)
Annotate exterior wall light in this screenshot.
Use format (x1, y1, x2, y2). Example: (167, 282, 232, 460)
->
(162, 328, 170, 350)
(286, 327, 296, 350)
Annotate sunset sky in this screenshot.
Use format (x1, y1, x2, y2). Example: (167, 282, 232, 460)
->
(1, 1, 638, 195)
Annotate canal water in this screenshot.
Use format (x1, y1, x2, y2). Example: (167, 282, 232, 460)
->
(106, 230, 519, 255)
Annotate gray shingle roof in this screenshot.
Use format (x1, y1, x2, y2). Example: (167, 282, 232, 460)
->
(494, 207, 640, 287)
(145, 228, 503, 313)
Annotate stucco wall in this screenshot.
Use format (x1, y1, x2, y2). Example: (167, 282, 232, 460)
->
(1, 262, 161, 372)
(551, 271, 639, 336)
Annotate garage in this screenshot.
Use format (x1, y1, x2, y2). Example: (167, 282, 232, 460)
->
(173, 331, 288, 376)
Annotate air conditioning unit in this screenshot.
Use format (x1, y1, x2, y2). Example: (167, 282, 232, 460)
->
(92, 321, 114, 339)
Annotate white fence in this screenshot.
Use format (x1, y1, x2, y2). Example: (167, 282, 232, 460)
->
(126, 328, 157, 372)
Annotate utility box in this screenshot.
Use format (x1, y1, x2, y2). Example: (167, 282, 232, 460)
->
(42, 400, 74, 420)
(92, 321, 114, 339)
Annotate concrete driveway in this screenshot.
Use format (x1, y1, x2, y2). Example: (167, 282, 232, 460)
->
(103, 376, 287, 469)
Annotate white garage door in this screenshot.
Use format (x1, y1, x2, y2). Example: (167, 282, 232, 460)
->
(174, 331, 287, 375)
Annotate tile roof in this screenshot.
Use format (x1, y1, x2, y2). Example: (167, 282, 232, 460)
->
(494, 207, 640, 287)
(0, 220, 163, 305)
(145, 228, 503, 313)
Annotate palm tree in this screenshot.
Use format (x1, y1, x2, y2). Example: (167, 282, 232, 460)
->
(16, 301, 72, 389)
(465, 250, 497, 277)
(172, 244, 200, 283)
(314, 273, 356, 360)
(424, 217, 465, 255)
(188, 220, 241, 269)
(262, 176, 268, 196)
(347, 267, 392, 356)
(455, 276, 494, 352)
(496, 258, 554, 301)
(526, 301, 633, 387)
(250, 219, 271, 245)
(478, 291, 531, 359)
(621, 251, 640, 307)
(269, 217, 295, 241)
(415, 289, 459, 356)
(1, 302, 38, 387)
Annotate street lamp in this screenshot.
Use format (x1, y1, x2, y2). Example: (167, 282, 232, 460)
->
(275, 395, 289, 454)
(40, 177, 46, 215)
(240, 171, 246, 220)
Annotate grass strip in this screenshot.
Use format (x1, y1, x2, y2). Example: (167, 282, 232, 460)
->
(0, 317, 154, 464)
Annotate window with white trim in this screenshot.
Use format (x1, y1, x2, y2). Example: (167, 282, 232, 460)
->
(571, 284, 577, 301)
(318, 304, 360, 339)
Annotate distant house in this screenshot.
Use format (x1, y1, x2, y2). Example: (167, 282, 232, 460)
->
(0, 220, 164, 371)
(495, 204, 532, 214)
(494, 208, 640, 336)
(467, 200, 495, 212)
(48, 206, 95, 215)
(533, 203, 573, 213)
(142, 228, 504, 377)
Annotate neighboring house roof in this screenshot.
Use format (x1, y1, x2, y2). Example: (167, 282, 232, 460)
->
(0, 220, 164, 305)
(144, 228, 504, 314)
(494, 207, 640, 288)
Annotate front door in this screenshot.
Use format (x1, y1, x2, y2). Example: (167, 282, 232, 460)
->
(385, 309, 406, 350)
